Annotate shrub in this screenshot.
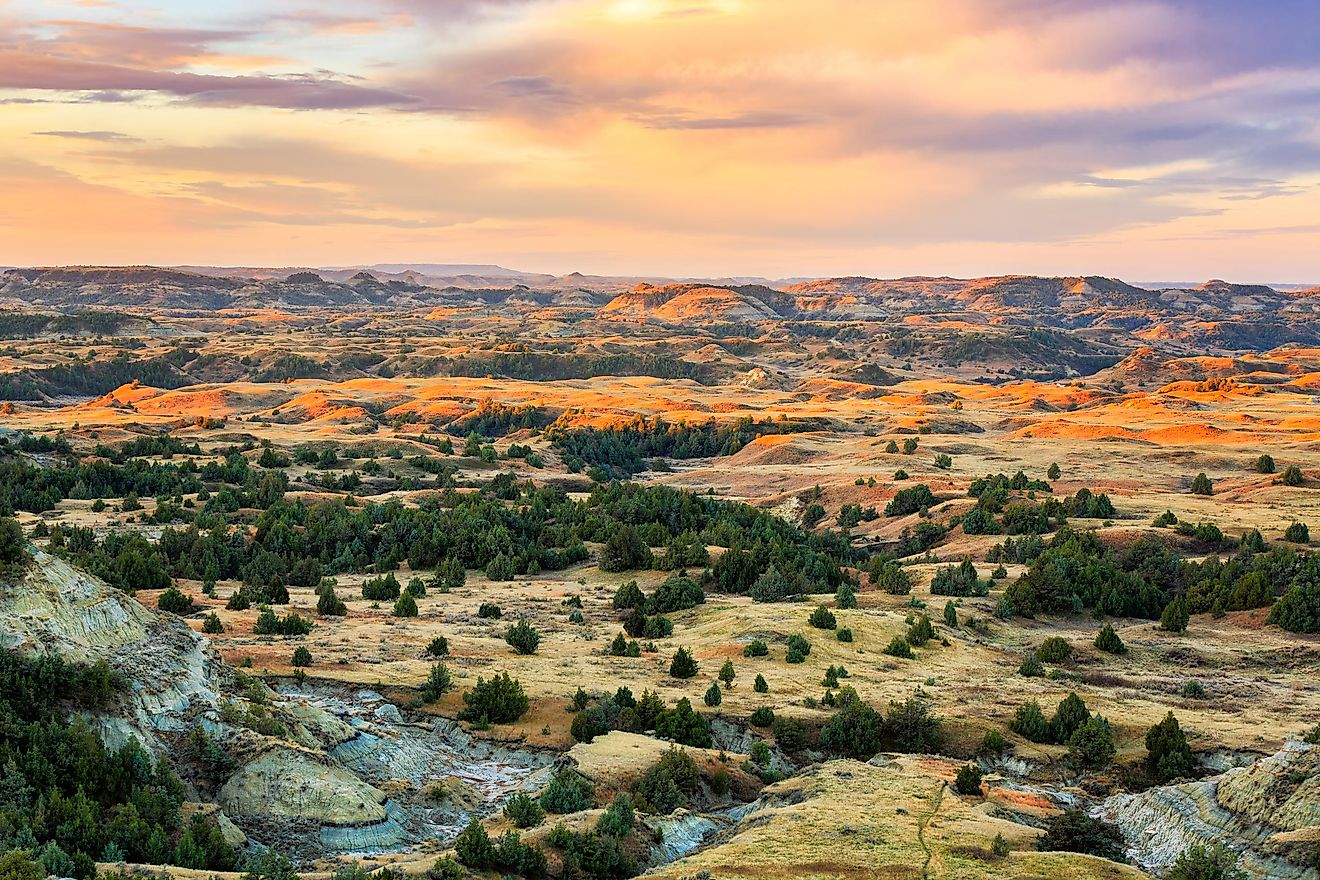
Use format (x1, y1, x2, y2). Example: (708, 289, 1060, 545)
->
(291, 646, 312, 667)
(612, 580, 645, 609)
(1035, 636, 1072, 663)
(253, 609, 312, 636)
(539, 769, 595, 814)
(1010, 701, 1050, 743)
(1280, 464, 1305, 486)
(421, 662, 453, 702)
(836, 627, 853, 642)
(362, 573, 401, 600)
(454, 818, 495, 870)
(649, 574, 705, 613)
(226, 591, 250, 611)
(953, 764, 983, 795)
(504, 792, 545, 829)
(870, 560, 912, 595)
(635, 747, 699, 814)
(317, 586, 347, 616)
(930, 558, 982, 597)
(406, 576, 427, 598)
(743, 639, 769, 657)
(596, 793, 635, 838)
(1146, 711, 1194, 782)
(885, 484, 936, 517)
(820, 690, 886, 758)
(158, 587, 194, 614)
(600, 525, 653, 572)
(427, 636, 450, 657)
(1094, 623, 1126, 655)
(703, 682, 722, 707)
(753, 673, 769, 693)
(1285, 521, 1310, 544)
(485, 553, 516, 581)
(504, 619, 541, 655)
(1190, 473, 1214, 496)
(980, 729, 1007, 753)
(459, 672, 528, 723)
(478, 602, 502, 619)
(943, 600, 958, 628)
(906, 615, 935, 647)
(202, 612, 224, 634)
(991, 833, 1010, 857)
(393, 591, 418, 617)
(809, 605, 837, 629)
(655, 697, 712, 747)
(1037, 810, 1125, 861)
(1180, 679, 1207, 699)
(1161, 595, 1190, 633)
(718, 659, 735, 688)
(749, 706, 775, 727)
(1067, 714, 1115, 770)
(749, 565, 793, 602)
(1018, 654, 1045, 677)
(1166, 844, 1248, 880)
(836, 582, 857, 609)
(883, 636, 914, 659)
(1255, 454, 1276, 474)
(772, 716, 806, 752)
(1269, 575, 1320, 633)
(668, 647, 698, 679)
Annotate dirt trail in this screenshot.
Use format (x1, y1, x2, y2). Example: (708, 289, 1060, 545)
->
(918, 781, 946, 879)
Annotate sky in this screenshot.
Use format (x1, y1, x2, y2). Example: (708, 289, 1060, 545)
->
(1, 0, 1319, 281)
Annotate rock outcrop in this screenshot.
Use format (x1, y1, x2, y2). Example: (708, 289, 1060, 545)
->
(1097, 742, 1320, 879)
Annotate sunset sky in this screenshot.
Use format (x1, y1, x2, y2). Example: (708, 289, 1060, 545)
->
(2, 0, 1318, 280)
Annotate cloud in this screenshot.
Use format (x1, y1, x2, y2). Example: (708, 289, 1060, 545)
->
(34, 128, 140, 141)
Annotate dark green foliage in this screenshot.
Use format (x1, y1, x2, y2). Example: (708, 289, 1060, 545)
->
(835, 581, 857, 609)
(648, 574, 704, 613)
(634, 747, 699, 814)
(906, 615, 935, 647)
(361, 572, 401, 601)
(1010, 701, 1050, 743)
(1166, 844, 1248, 880)
(748, 565, 792, 602)
(157, 587, 194, 614)
(504, 792, 545, 829)
(869, 559, 912, 594)
(426, 636, 450, 657)
(201, 612, 224, 634)
(1146, 711, 1195, 783)
(703, 683, 722, 707)
(291, 646, 312, 667)
(252, 609, 312, 636)
(655, 698, 712, 747)
(545, 822, 637, 880)
(393, 590, 418, 617)
(953, 764, 983, 795)
(1005, 528, 1174, 619)
(753, 673, 768, 693)
(1285, 521, 1310, 544)
(749, 706, 774, 727)
(960, 507, 1000, 536)
(1191, 473, 1214, 496)
(317, 585, 347, 616)
(942, 600, 958, 628)
(1180, 680, 1207, 699)
(718, 659, 735, 687)
(809, 605, 837, 629)
(1255, 454, 1276, 474)
(1035, 636, 1073, 663)
(1269, 568, 1320, 632)
(1018, 654, 1045, 677)
(668, 647, 698, 679)
(459, 671, 528, 724)
(600, 525, 653, 572)
(743, 639, 769, 657)
(1094, 622, 1127, 654)
(771, 716, 806, 752)
(454, 818, 496, 870)
(1068, 715, 1115, 770)
(884, 636, 914, 659)
(1037, 810, 1126, 861)
(885, 484, 936, 517)
(421, 663, 453, 703)
(930, 558, 983, 597)
(612, 580, 645, 609)
(1161, 595, 1190, 633)
(539, 769, 595, 814)
(485, 552, 516, 581)
(504, 619, 541, 655)
(478, 602, 502, 619)
(785, 633, 811, 663)
(836, 627, 853, 642)
(1280, 465, 1305, 487)
(819, 688, 886, 759)
(596, 793, 635, 838)
(1047, 463, 1062, 480)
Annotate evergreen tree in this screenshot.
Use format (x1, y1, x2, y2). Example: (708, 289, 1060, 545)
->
(1094, 622, 1127, 654)
(668, 647, 698, 679)
(1161, 595, 1190, 634)
(1146, 711, 1194, 782)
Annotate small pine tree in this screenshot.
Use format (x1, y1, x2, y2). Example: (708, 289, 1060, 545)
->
(317, 585, 347, 616)
(393, 591, 418, 617)
(1047, 462, 1061, 481)
(1161, 595, 1190, 634)
(292, 646, 312, 667)
(835, 581, 857, 609)
(1284, 521, 1310, 544)
(1190, 473, 1214, 496)
(753, 673, 769, 693)
(703, 682, 722, 707)
(943, 600, 958, 628)
(1094, 622, 1127, 655)
(504, 619, 541, 655)
(809, 605, 837, 629)
(201, 612, 224, 634)
(718, 659, 735, 688)
(953, 764, 983, 795)
(1255, 454, 1276, 474)
(884, 636, 914, 659)
(669, 647, 698, 679)
(1166, 844, 1248, 880)
(421, 662, 453, 703)
(1146, 711, 1194, 782)
(1280, 464, 1305, 486)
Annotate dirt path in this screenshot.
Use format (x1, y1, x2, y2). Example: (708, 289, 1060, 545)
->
(917, 780, 946, 879)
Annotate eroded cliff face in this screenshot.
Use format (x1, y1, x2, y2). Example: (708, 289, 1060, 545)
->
(1098, 742, 1319, 880)
(0, 551, 546, 864)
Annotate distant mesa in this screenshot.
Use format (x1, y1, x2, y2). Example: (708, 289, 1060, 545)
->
(285, 271, 325, 284)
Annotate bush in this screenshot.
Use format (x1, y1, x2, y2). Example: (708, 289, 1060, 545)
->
(930, 558, 982, 597)
(836, 582, 857, 609)
(809, 605, 837, 629)
(870, 560, 912, 595)
(1018, 654, 1045, 677)
(1161, 595, 1190, 633)
(612, 580, 645, 609)
(1146, 711, 1194, 782)
(753, 673, 768, 693)
(226, 591, 250, 611)
(772, 716, 806, 752)
(202, 612, 224, 634)
(718, 659, 735, 688)
(596, 793, 635, 838)
(836, 627, 853, 643)
(743, 639, 769, 657)
(885, 484, 937, 517)
(478, 602, 502, 619)
(1037, 810, 1125, 861)
(292, 646, 312, 667)
(655, 697, 712, 747)
(362, 573, 401, 600)
(749, 706, 775, 727)
(1190, 473, 1214, 496)
(504, 619, 541, 655)
(253, 609, 312, 636)
(427, 636, 450, 657)
(749, 565, 793, 602)
(703, 682, 722, 707)
(1010, 701, 1050, 743)
(503, 792, 545, 829)
(485, 553, 516, 581)
(158, 587, 194, 613)
(0, 517, 27, 566)
(883, 636, 914, 659)
(421, 662, 453, 702)
(649, 575, 705, 613)
(540, 769, 595, 814)
(317, 586, 347, 616)
(1285, 521, 1310, 544)
(906, 615, 935, 647)
(668, 647, 698, 679)
(459, 671, 528, 723)
(1035, 636, 1073, 663)
(600, 525, 653, 572)
(1281, 464, 1305, 486)
(1166, 844, 1248, 880)
(785, 634, 811, 663)
(1067, 715, 1115, 770)
(1094, 623, 1126, 655)
(980, 729, 1007, 753)
(635, 747, 699, 814)
(1180, 679, 1207, 699)
(1255, 454, 1276, 474)
(393, 591, 418, 617)
(1269, 575, 1320, 633)
(953, 764, 983, 795)
(943, 600, 958, 628)
(454, 818, 496, 870)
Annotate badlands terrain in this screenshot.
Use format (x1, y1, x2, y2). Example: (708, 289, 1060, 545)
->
(0, 265, 1317, 880)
